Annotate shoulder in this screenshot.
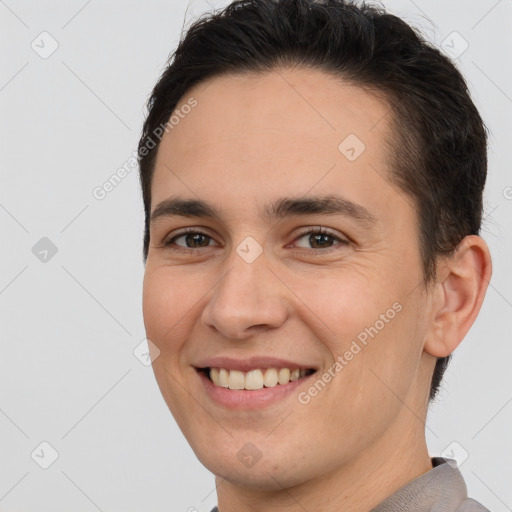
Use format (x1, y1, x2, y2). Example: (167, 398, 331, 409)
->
(455, 497, 491, 511)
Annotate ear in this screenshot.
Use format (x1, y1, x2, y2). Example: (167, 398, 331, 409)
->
(424, 235, 492, 358)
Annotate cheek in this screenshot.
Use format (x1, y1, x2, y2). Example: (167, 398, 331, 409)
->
(142, 268, 194, 354)
(289, 269, 422, 407)
(286, 269, 385, 352)
(142, 267, 201, 424)
(333, 292, 424, 427)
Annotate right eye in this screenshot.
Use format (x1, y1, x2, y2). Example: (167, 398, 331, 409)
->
(163, 229, 218, 250)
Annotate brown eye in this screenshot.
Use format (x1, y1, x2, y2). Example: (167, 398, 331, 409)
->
(164, 229, 217, 249)
(293, 228, 348, 251)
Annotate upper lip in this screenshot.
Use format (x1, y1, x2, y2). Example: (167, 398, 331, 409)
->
(194, 356, 318, 372)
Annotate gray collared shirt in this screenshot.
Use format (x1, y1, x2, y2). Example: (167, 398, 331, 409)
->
(210, 457, 490, 511)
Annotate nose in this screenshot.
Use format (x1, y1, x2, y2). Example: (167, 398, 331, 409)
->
(201, 248, 290, 341)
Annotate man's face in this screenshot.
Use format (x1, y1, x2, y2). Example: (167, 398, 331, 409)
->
(142, 68, 437, 488)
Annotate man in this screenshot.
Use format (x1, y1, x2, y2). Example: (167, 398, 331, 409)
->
(137, 0, 492, 510)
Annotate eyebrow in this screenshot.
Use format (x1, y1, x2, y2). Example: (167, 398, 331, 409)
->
(150, 194, 378, 226)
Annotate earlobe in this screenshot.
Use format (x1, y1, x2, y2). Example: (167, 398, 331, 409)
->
(424, 235, 492, 358)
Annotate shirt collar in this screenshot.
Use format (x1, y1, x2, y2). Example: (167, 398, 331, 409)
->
(370, 457, 468, 511)
(210, 457, 471, 512)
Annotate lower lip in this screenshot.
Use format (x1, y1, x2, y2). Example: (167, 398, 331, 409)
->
(197, 370, 315, 410)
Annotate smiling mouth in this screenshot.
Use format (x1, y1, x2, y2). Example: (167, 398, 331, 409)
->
(198, 367, 316, 390)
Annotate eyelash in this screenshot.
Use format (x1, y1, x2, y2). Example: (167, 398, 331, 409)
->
(162, 227, 349, 254)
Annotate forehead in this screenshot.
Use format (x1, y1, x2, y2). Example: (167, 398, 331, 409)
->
(151, 67, 398, 218)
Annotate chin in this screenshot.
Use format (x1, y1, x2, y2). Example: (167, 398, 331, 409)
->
(190, 439, 317, 491)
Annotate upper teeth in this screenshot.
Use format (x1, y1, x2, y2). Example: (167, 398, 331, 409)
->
(209, 368, 309, 390)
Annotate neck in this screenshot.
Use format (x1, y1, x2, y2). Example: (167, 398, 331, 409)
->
(215, 410, 433, 512)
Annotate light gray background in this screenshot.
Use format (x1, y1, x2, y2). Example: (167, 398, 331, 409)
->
(1, 0, 511, 510)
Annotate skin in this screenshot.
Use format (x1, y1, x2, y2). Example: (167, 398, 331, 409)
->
(142, 66, 492, 512)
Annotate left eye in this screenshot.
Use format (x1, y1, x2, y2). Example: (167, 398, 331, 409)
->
(292, 229, 348, 250)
